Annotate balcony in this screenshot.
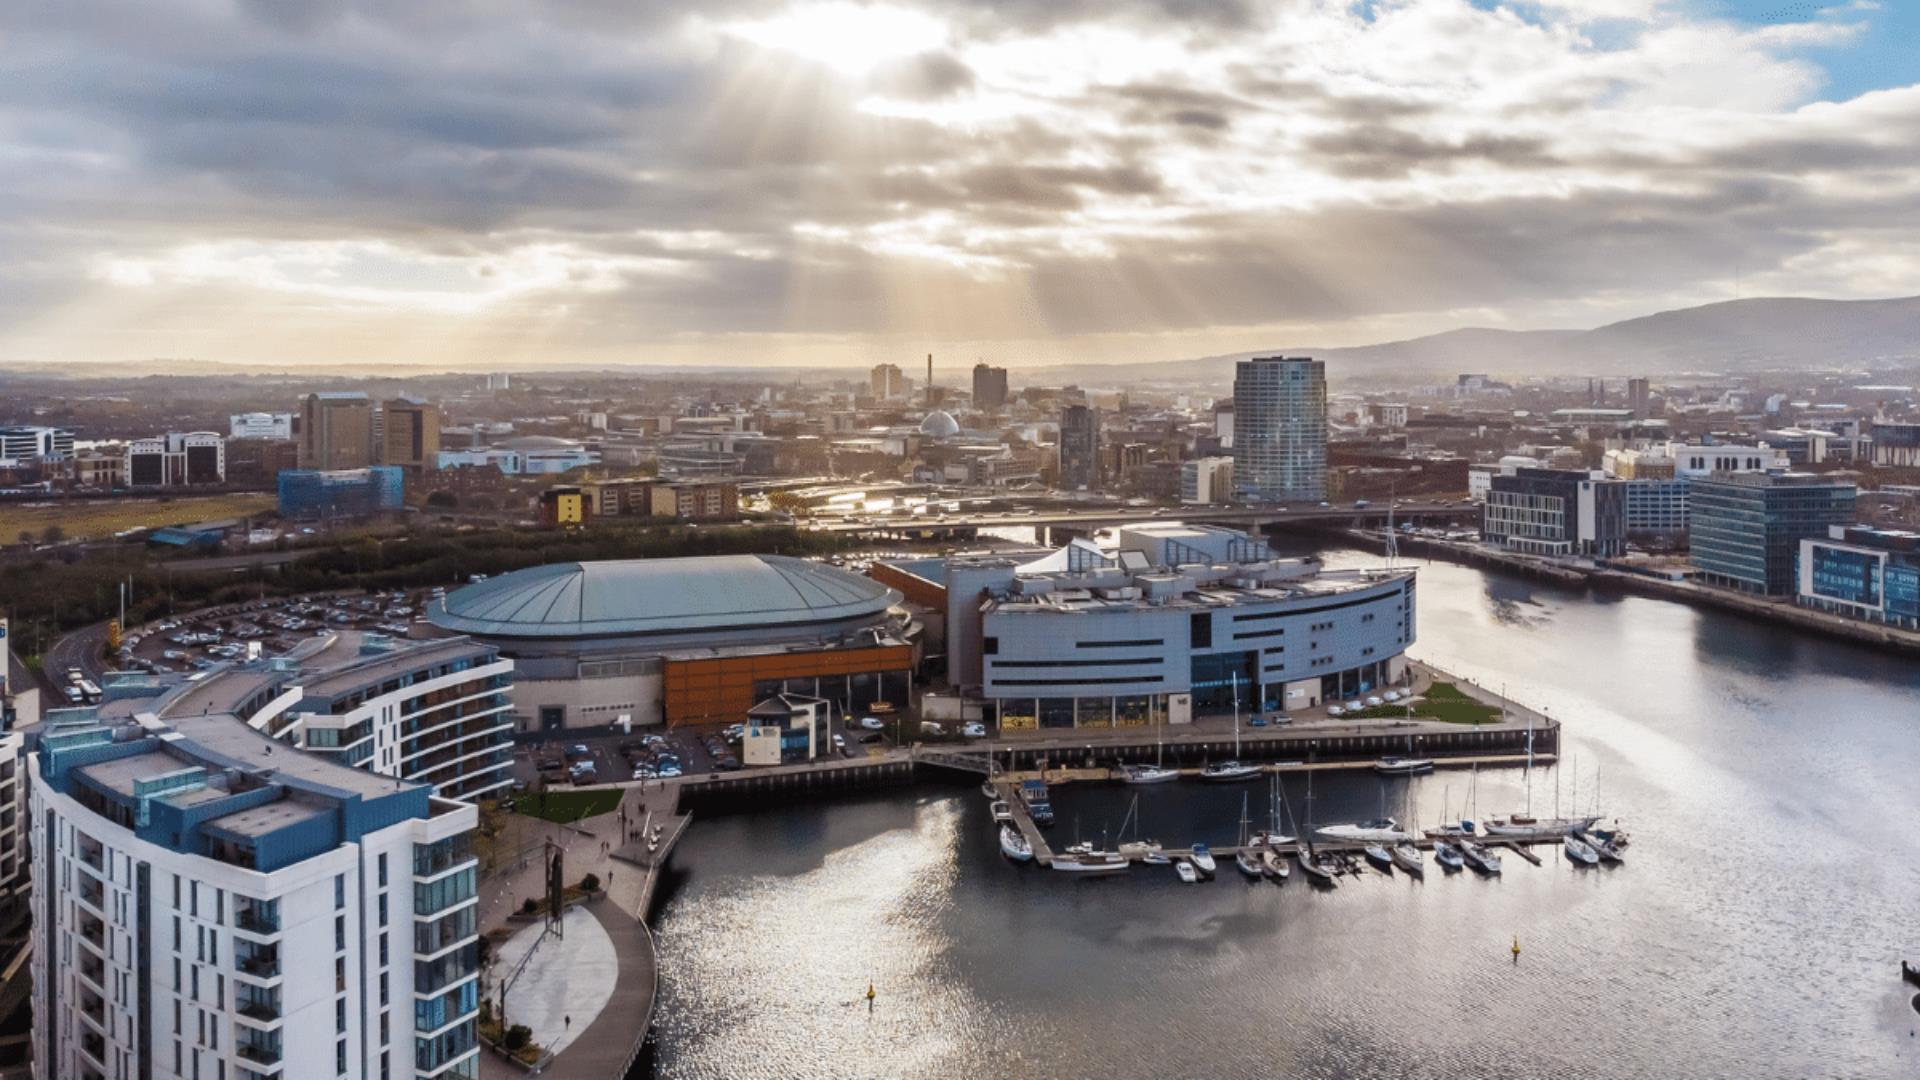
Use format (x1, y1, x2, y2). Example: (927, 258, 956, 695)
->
(76, 835, 104, 872)
(80, 1030, 107, 1067)
(77, 872, 104, 911)
(78, 953, 105, 989)
(235, 943, 281, 980)
(236, 989, 282, 1023)
(236, 1034, 282, 1067)
(234, 899, 281, 936)
(237, 1067, 282, 1080)
(77, 912, 105, 950)
(79, 988, 106, 1028)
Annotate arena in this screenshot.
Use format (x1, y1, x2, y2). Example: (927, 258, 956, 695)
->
(425, 554, 914, 729)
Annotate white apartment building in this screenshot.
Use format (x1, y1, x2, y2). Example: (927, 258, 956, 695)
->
(229, 414, 296, 441)
(124, 433, 226, 488)
(0, 427, 75, 465)
(30, 660, 487, 1080)
(264, 634, 516, 804)
(1179, 456, 1235, 504)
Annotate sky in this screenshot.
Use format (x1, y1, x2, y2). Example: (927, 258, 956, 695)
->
(2, 0, 1917, 372)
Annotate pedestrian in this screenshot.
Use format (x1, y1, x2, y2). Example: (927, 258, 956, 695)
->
(564, 1015, 571, 1031)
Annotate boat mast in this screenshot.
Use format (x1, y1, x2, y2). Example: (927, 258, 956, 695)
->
(1232, 671, 1242, 758)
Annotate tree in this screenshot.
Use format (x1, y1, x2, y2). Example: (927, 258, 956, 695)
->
(425, 490, 459, 510)
(15, 531, 31, 547)
(41, 525, 64, 544)
(580, 872, 600, 893)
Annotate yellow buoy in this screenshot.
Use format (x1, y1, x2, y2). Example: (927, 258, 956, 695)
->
(1511, 936, 1521, 959)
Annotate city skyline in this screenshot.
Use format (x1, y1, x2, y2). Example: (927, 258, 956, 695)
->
(4, 0, 1919, 371)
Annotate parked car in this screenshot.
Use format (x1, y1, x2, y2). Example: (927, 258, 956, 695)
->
(919, 721, 945, 736)
(960, 722, 987, 738)
(857, 716, 886, 731)
(1327, 705, 1345, 717)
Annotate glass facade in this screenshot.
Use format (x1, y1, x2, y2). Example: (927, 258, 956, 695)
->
(278, 465, 405, 520)
(1232, 357, 1326, 502)
(1691, 474, 1857, 595)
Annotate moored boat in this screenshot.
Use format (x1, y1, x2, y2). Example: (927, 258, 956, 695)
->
(1236, 850, 1265, 878)
(1121, 764, 1180, 784)
(1199, 761, 1261, 783)
(1389, 842, 1424, 876)
(1363, 844, 1395, 872)
(1563, 835, 1600, 865)
(1260, 849, 1289, 881)
(1373, 756, 1434, 775)
(999, 825, 1033, 863)
(1296, 848, 1340, 885)
(990, 799, 1012, 823)
(1175, 860, 1200, 884)
(1141, 850, 1172, 866)
(1483, 814, 1599, 840)
(1460, 840, 1502, 875)
(1051, 850, 1130, 875)
(1432, 839, 1465, 871)
(1189, 843, 1217, 877)
(1315, 818, 1411, 843)
(1577, 828, 1623, 863)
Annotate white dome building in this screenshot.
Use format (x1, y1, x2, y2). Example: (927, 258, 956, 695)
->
(919, 410, 961, 439)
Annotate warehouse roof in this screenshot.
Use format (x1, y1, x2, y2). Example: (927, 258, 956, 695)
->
(428, 555, 899, 638)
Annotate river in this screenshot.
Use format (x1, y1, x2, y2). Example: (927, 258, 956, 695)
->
(647, 544, 1920, 1078)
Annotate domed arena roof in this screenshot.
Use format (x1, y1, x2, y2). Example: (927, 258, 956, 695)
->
(496, 434, 583, 450)
(919, 410, 961, 438)
(427, 555, 899, 639)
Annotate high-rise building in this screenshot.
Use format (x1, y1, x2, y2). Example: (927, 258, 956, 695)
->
(382, 396, 441, 474)
(1691, 472, 1857, 595)
(1627, 377, 1651, 420)
(1232, 356, 1326, 503)
(870, 364, 906, 401)
(1797, 525, 1920, 629)
(0, 426, 75, 465)
(299, 392, 374, 470)
(972, 364, 1009, 411)
(226, 438, 301, 486)
(124, 431, 226, 487)
(1059, 405, 1100, 491)
(28, 638, 496, 1080)
(229, 412, 296, 440)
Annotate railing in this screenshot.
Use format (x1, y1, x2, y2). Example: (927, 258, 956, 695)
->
(237, 995, 281, 1022)
(236, 948, 280, 979)
(237, 1039, 283, 1066)
(234, 903, 281, 935)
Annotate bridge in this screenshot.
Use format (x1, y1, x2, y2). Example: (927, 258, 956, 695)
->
(812, 501, 1475, 539)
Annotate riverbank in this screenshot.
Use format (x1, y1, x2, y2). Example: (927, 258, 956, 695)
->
(1343, 527, 1920, 655)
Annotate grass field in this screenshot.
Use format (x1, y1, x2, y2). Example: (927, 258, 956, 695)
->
(513, 788, 624, 823)
(1344, 681, 1502, 725)
(0, 493, 277, 544)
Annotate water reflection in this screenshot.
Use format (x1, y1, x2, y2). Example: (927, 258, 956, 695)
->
(652, 546, 1920, 1079)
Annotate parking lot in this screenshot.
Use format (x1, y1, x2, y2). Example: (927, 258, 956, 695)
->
(111, 588, 434, 689)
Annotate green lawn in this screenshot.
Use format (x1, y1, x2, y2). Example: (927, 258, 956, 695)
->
(513, 788, 623, 823)
(1344, 681, 1502, 725)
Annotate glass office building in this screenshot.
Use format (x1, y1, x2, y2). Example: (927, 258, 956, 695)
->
(1798, 525, 1920, 628)
(1689, 472, 1856, 595)
(1232, 357, 1326, 502)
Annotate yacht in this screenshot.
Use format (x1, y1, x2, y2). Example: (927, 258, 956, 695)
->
(1482, 814, 1600, 840)
(999, 825, 1033, 863)
(1236, 849, 1265, 878)
(1577, 828, 1624, 863)
(1315, 819, 1411, 843)
(1050, 849, 1129, 875)
(1199, 761, 1261, 783)
(1373, 756, 1434, 775)
(1389, 842, 1425, 876)
(1563, 835, 1600, 866)
(1121, 764, 1180, 784)
(1460, 840, 1503, 875)
(1175, 860, 1200, 884)
(1432, 839, 1465, 871)
(1363, 844, 1395, 872)
(1141, 849, 1173, 866)
(1189, 844, 1218, 877)
(990, 799, 1012, 823)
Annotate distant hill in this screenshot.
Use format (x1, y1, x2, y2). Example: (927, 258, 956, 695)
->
(1028, 295, 1920, 386)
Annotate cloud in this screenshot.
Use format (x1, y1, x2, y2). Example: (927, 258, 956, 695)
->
(0, 0, 1915, 369)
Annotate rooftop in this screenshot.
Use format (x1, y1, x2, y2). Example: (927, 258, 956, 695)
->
(429, 554, 900, 639)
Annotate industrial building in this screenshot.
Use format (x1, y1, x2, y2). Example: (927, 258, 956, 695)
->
(426, 555, 912, 728)
(879, 523, 1413, 728)
(27, 640, 490, 1080)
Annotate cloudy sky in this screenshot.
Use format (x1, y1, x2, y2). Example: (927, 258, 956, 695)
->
(3, 0, 1916, 370)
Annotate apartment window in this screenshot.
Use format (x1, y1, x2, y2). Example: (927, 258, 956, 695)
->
(334, 874, 346, 910)
(336, 915, 346, 951)
(380, 972, 389, 1006)
(982, 636, 998, 656)
(337, 997, 347, 1034)
(1189, 612, 1213, 649)
(336, 1039, 347, 1076)
(380, 933, 389, 967)
(378, 894, 388, 928)
(377, 853, 388, 888)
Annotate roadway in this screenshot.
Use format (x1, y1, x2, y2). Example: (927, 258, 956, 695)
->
(810, 501, 1474, 533)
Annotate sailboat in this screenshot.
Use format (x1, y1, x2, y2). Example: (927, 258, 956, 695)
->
(1389, 788, 1424, 875)
(1123, 702, 1179, 783)
(1564, 834, 1600, 866)
(1423, 782, 1476, 838)
(1432, 839, 1464, 871)
(1202, 672, 1261, 782)
(1296, 758, 1341, 886)
(1051, 825, 1129, 875)
(1460, 839, 1503, 875)
(1235, 793, 1264, 878)
(1116, 795, 1164, 861)
(1484, 713, 1597, 839)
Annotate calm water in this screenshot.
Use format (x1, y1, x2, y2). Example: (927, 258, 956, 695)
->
(650, 546, 1920, 1079)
